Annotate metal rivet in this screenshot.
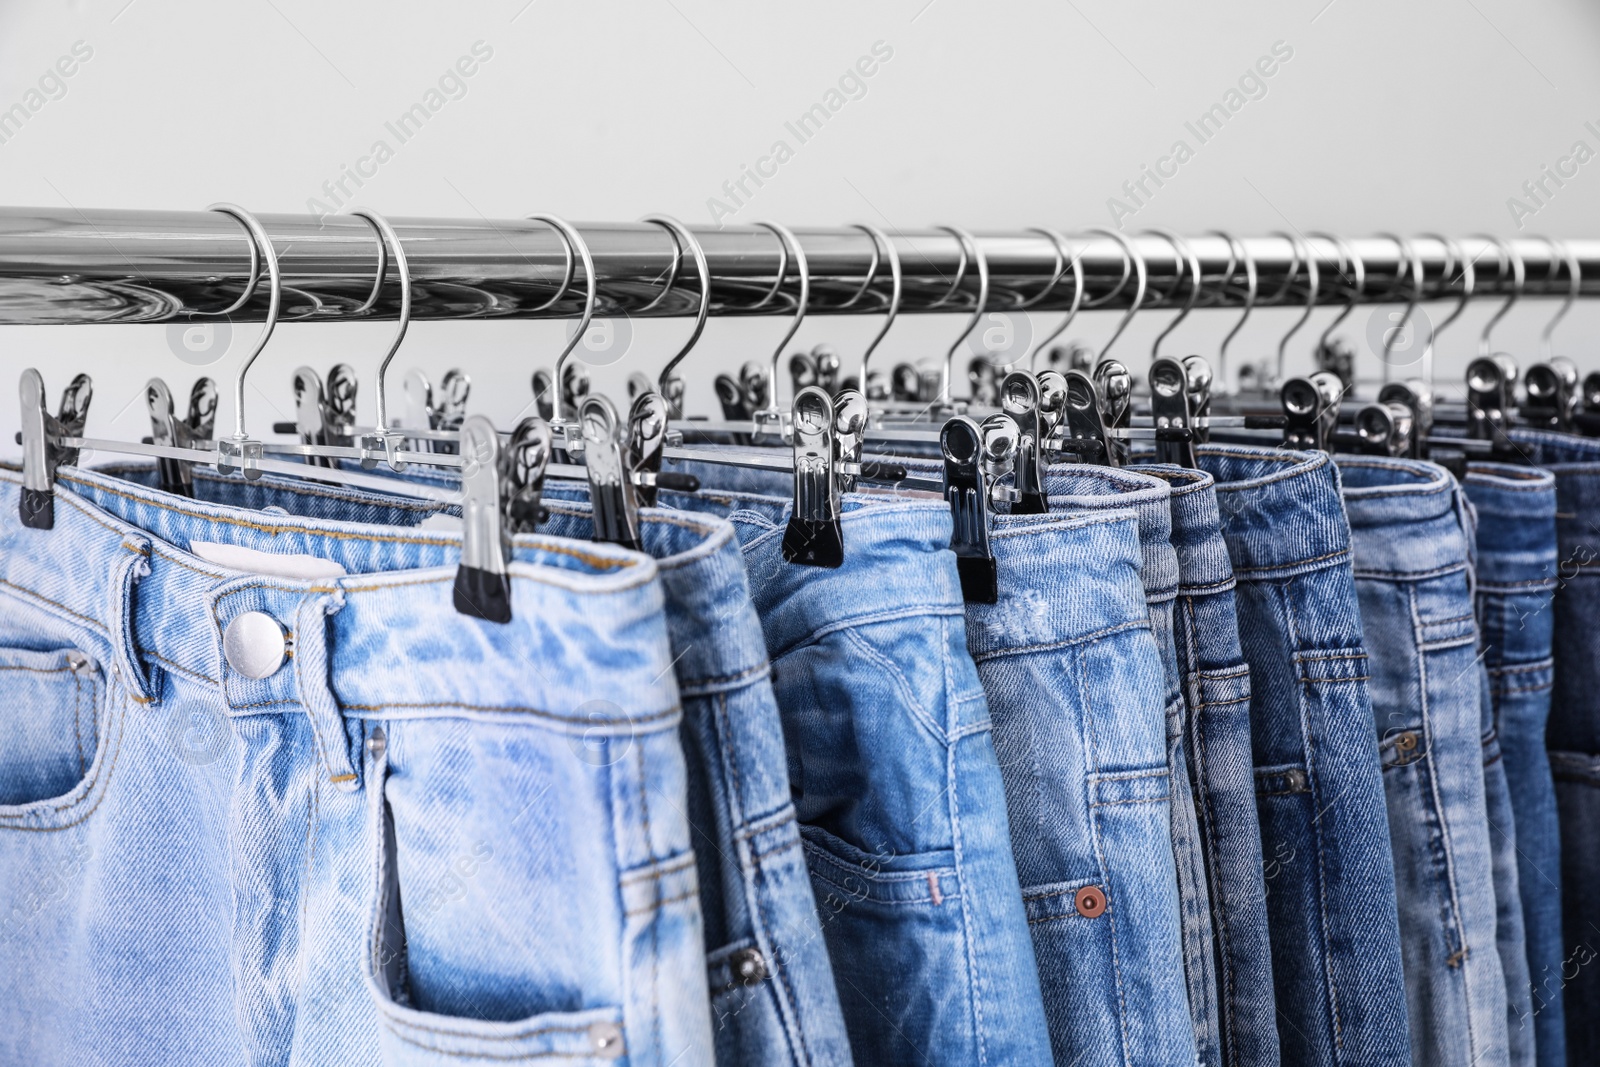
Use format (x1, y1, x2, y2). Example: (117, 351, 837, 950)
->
(730, 946, 768, 986)
(587, 1021, 624, 1058)
(222, 612, 287, 680)
(1284, 769, 1308, 792)
(1075, 885, 1107, 918)
(365, 726, 387, 761)
(1396, 732, 1418, 751)
(64, 650, 92, 675)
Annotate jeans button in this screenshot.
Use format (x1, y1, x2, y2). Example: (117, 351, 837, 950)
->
(731, 946, 769, 986)
(587, 1021, 625, 1058)
(1075, 885, 1108, 918)
(222, 612, 288, 679)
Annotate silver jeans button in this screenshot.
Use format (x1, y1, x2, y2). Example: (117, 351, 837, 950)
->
(222, 612, 288, 679)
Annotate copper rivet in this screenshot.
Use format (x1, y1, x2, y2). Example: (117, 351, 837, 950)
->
(1075, 885, 1107, 918)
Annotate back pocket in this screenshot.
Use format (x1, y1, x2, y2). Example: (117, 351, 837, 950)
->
(0, 647, 103, 808)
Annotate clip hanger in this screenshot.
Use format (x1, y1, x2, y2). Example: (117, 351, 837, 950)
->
(1465, 354, 1520, 452)
(502, 416, 553, 535)
(941, 415, 999, 603)
(1522, 357, 1579, 431)
(1093, 359, 1133, 466)
(582, 394, 643, 551)
(1148, 357, 1198, 468)
(1352, 399, 1415, 457)
(998, 372, 1047, 513)
(1057, 370, 1113, 466)
(782, 385, 843, 568)
(1375, 379, 1434, 459)
(146, 376, 218, 495)
(18, 369, 93, 529)
(1279, 371, 1344, 451)
(453, 414, 514, 624)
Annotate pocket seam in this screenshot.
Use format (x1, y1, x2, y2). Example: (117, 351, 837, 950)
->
(0, 659, 120, 831)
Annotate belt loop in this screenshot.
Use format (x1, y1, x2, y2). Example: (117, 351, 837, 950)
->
(293, 588, 361, 792)
(110, 538, 158, 706)
(1453, 481, 1479, 602)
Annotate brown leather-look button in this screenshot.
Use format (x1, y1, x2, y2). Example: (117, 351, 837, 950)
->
(1075, 885, 1107, 918)
(1396, 732, 1418, 751)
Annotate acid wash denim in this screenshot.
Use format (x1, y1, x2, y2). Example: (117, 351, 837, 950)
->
(652, 481, 1055, 1067)
(1465, 462, 1564, 1067)
(1337, 456, 1510, 1067)
(1137, 466, 1280, 1067)
(1508, 429, 1600, 1063)
(967, 507, 1195, 1066)
(1043, 463, 1222, 1067)
(1196, 444, 1411, 1067)
(0, 462, 714, 1067)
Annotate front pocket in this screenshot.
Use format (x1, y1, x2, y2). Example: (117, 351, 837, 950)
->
(0, 646, 114, 822)
(362, 742, 635, 1066)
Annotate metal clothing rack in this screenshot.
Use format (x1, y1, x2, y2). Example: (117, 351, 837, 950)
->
(2, 207, 1598, 325)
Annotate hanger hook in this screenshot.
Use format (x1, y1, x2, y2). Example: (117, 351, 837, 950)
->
(1145, 228, 1201, 358)
(1309, 232, 1364, 352)
(933, 225, 989, 404)
(1213, 231, 1256, 390)
(639, 215, 710, 391)
(1538, 236, 1580, 363)
(524, 215, 596, 423)
(347, 210, 412, 435)
(1028, 230, 1085, 370)
(1083, 227, 1146, 360)
(1373, 233, 1422, 382)
(208, 203, 281, 441)
(754, 220, 809, 417)
(1472, 234, 1524, 357)
(1417, 233, 1474, 387)
(850, 223, 901, 391)
(1274, 230, 1318, 382)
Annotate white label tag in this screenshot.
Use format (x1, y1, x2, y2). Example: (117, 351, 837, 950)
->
(189, 540, 349, 581)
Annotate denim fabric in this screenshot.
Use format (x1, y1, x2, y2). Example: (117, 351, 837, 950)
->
(967, 507, 1195, 1066)
(0, 462, 714, 1067)
(1465, 462, 1565, 1067)
(1043, 464, 1222, 1067)
(1508, 429, 1600, 1063)
(1138, 466, 1280, 1067)
(1338, 456, 1509, 1067)
(653, 483, 1056, 1067)
(1197, 444, 1411, 1067)
(161, 460, 855, 1067)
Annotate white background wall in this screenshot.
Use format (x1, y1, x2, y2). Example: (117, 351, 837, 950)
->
(2, 0, 1599, 447)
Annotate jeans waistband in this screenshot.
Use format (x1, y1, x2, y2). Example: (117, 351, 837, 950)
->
(1041, 465, 1178, 603)
(1464, 463, 1558, 589)
(1335, 455, 1471, 579)
(1131, 465, 1234, 595)
(1510, 427, 1600, 468)
(1196, 444, 1352, 579)
(0, 464, 681, 732)
(965, 508, 1148, 661)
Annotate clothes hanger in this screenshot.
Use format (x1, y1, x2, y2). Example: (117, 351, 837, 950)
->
(1309, 231, 1365, 390)
(1212, 230, 1255, 397)
(1463, 234, 1526, 451)
(1144, 228, 1207, 467)
(851, 222, 901, 405)
(1026, 230, 1084, 374)
(1521, 238, 1583, 431)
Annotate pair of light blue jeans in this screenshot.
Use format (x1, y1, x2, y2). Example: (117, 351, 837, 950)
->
(0, 460, 714, 1066)
(1465, 462, 1564, 1067)
(1197, 444, 1412, 1067)
(1338, 455, 1511, 1067)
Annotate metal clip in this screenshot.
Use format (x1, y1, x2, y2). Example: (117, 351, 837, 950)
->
(431, 369, 470, 455)
(942, 415, 998, 603)
(789, 350, 817, 397)
(1465, 354, 1520, 452)
(891, 362, 921, 402)
(812, 344, 841, 395)
(1522, 357, 1579, 432)
(1353, 401, 1415, 457)
(626, 390, 671, 507)
(1093, 359, 1133, 467)
(1581, 371, 1600, 436)
(452, 415, 512, 624)
(147, 378, 197, 496)
(324, 364, 358, 446)
(562, 361, 591, 416)
(833, 389, 868, 494)
(1280, 371, 1344, 451)
(502, 416, 552, 535)
(531, 369, 555, 421)
(292, 367, 338, 468)
(1376, 379, 1435, 459)
(999, 372, 1047, 514)
(1314, 336, 1357, 393)
(1048, 342, 1096, 375)
(1035, 370, 1068, 447)
(782, 386, 843, 568)
(1182, 355, 1213, 444)
(1058, 370, 1113, 466)
(968, 358, 1002, 407)
(1148, 357, 1197, 468)
(582, 395, 642, 551)
(19, 369, 93, 529)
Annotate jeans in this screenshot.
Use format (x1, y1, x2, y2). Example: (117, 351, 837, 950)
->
(1509, 429, 1600, 1063)
(657, 485, 1056, 1067)
(966, 506, 1196, 1065)
(0, 462, 715, 1067)
(1197, 445, 1411, 1067)
(1465, 463, 1564, 1067)
(1138, 466, 1280, 1067)
(1338, 456, 1509, 1067)
(1045, 464, 1222, 1067)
